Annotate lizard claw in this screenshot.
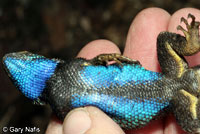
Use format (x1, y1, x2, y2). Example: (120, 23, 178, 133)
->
(177, 13, 200, 47)
(188, 13, 195, 21)
(177, 25, 187, 33)
(188, 13, 200, 29)
(180, 17, 189, 28)
(177, 16, 188, 36)
(177, 14, 200, 32)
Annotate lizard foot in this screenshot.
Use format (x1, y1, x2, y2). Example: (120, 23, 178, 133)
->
(177, 14, 200, 40)
(176, 14, 200, 55)
(89, 53, 140, 66)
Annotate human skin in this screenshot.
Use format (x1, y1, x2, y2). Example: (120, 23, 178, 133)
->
(45, 8, 200, 134)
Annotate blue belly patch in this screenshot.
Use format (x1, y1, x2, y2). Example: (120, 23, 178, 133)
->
(80, 64, 162, 88)
(71, 93, 169, 126)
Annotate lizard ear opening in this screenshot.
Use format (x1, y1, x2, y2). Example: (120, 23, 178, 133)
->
(3, 51, 60, 100)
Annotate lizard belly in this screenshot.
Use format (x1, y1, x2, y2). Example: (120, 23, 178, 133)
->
(68, 63, 169, 129)
(45, 61, 173, 129)
(71, 92, 169, 129)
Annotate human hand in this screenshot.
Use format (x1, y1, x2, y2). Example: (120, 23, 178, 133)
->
(46, 7, 200, 134)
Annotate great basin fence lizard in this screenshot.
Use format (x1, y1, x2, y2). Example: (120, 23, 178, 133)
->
(2, 14, 200, 134)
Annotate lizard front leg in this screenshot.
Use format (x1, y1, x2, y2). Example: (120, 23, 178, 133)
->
(83, 53, 140, 66)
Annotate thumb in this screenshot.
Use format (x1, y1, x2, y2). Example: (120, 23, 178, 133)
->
(63, 106, 125, 134)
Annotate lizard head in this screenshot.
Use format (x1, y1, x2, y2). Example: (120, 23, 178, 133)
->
(2, 51, 59, 103)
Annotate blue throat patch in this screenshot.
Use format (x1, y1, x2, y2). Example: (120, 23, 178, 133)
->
(3, 52, 58, 100)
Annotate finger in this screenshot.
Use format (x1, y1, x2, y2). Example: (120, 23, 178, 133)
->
(168, 8, 200, 67)
(63, 107, 124, 134)
(77, 39, 121, 58)
(124, 7, 170, 71)
(164, 8, 200, 134)
(46, 116, 63, 134)
(124, 8, 170, 134)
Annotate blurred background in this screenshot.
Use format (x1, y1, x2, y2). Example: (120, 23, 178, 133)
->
(0, 0, 200, 133)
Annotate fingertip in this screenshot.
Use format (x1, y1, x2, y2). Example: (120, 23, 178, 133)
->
(63, 108, 91, 134)
(63, 107, 124, 134)
(124, 7, 170, 71)
(85, 106, 124, 134)
(46, 118, 63, 134)
(77, 39, 121, 59)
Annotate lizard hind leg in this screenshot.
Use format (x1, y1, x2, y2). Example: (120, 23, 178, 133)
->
(172, 89, 200, 134)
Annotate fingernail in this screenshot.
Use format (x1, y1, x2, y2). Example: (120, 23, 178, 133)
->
(63, 108, 91, 134)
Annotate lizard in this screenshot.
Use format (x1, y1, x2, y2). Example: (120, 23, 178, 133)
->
(2, 14, 200, 134)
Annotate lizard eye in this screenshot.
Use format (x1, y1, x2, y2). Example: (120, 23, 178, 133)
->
(3, 51, 59, 100)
